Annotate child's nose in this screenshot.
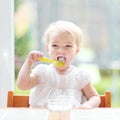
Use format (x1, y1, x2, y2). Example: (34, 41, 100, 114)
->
(58, 47, 65, 53)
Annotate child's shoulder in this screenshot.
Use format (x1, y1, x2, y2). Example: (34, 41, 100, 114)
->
(73, 65, 90, 74)
(72, 65, 92, 79)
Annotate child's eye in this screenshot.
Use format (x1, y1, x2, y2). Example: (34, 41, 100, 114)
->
(66, 45, 72, 48)
(52, 44, 58, 48)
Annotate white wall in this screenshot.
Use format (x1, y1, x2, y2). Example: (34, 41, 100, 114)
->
(0, 0, 14, 107)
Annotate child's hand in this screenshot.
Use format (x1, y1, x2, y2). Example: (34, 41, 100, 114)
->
(79, 105, 91, 109)
(75, 104, 91, 109)
(28, 51, 43, 64)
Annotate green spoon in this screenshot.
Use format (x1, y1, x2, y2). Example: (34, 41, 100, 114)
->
(38, 57, 65, 67)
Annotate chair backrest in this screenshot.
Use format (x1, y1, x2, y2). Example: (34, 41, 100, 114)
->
(7, 91, 29, 107)
(7, 90, 111, 107)
(99, 90, 111, 107)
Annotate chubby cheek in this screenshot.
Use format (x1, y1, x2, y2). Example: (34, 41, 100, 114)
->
(47, 49, 56, 59)
(68, 55, 75, 63)
(70, 49, 78, 58)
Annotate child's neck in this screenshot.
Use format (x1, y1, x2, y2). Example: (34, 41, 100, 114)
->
(54, 65, 73, 75)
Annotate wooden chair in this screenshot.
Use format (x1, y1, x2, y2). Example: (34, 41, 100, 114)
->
(99, 90, 111, 107)
(7, 91, 29, 107)
(7, 90, 111, 107)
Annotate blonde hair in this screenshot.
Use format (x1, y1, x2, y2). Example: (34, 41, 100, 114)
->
(43, 21, 83, 51)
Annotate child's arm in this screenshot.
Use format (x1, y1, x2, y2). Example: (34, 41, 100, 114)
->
(17, 51, 43, 90)
(81, 82, 101, 108)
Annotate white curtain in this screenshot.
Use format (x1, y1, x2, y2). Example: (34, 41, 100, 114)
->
(0, 0, 14, 107)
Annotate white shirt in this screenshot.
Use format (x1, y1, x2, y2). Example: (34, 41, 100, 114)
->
(29, 64, 91, 108)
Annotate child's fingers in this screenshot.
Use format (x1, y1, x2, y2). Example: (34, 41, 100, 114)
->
(29, 51, 43, 63)
(37, 51, 43, 58)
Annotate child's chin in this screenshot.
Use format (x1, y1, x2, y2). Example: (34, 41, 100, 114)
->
(55, 65, 65, 70)
(56, 66, 65, 69)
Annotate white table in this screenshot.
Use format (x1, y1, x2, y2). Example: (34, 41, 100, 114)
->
(0, 108, 49, 120)
(71, 108, 120, 120)
(0, 108, 120, 120)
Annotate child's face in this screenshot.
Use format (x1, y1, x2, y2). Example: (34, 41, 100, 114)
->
(46, 32, 78, 69)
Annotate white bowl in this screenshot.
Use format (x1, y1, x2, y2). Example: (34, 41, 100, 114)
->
(47, 95, 74, 111)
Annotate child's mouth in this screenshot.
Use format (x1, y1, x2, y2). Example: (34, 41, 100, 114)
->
(57, 56, 66, 63)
